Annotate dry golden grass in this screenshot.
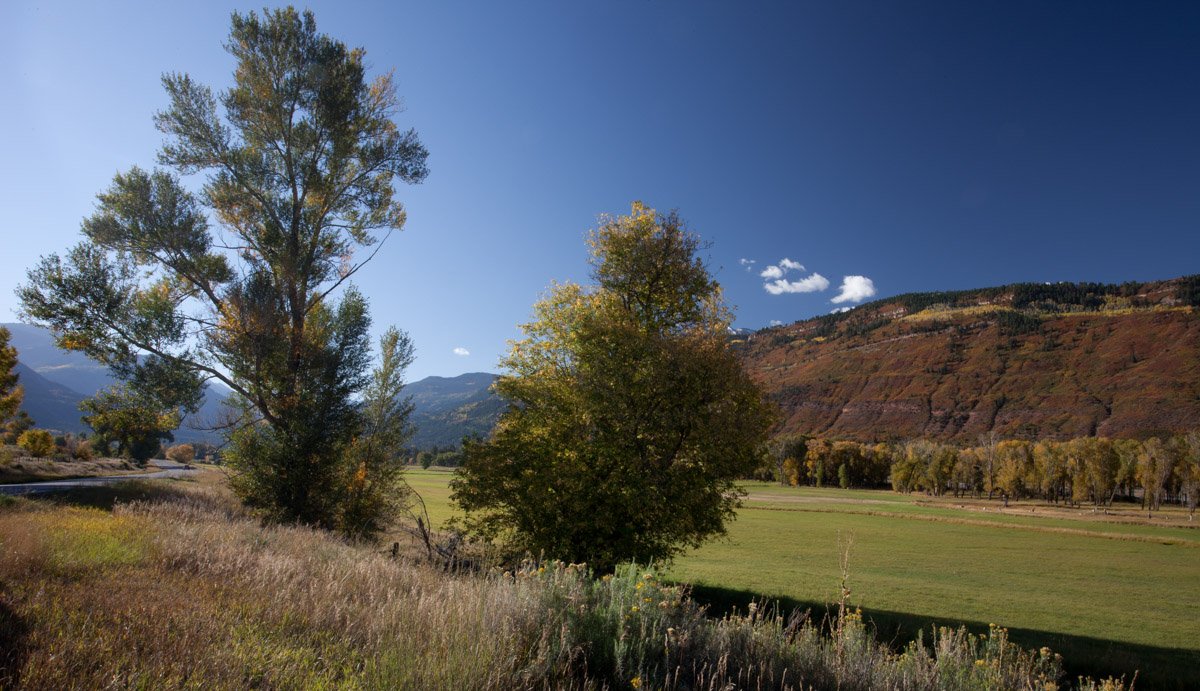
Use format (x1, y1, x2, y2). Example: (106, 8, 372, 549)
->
(0, 454, 148, 484)
(0, 480, 1130, 690)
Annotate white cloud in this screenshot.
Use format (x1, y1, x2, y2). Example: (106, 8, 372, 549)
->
(831, 276, 877, 304)
(764, 272, 830, 295)
(760, 257, 822, 294)
(759, 257, 804, 279)
(739, 258, 757, 272)
(831, 306, 852, 314)
(759, 265, 784, 280)
(769, 319, 784, 326)
(452, 347, 470, 356)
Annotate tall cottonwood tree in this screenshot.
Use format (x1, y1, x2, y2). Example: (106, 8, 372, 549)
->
(18, 8, 428, 527)
(0, 327, 24, 434)
(451, 203, 773, 571)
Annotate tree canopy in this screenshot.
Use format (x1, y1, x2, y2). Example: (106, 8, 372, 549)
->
(451, 203, 773, 571)
(0, 327, 23, 431)
(18, 7, 427, 528)
(82, 386, 179, 463)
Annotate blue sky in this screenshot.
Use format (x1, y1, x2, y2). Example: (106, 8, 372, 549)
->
(2, 1, 1197, 380)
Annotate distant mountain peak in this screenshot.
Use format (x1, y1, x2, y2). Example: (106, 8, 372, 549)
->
(403, 371, 503, 449)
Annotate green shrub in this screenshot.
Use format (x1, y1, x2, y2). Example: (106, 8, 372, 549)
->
(497, 561, 1091, 690)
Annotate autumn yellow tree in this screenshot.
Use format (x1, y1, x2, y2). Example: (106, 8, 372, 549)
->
(952, 446, 981, 497)
(1080, 437, 1120, 508)
(768, 434, 809, 486)
(1032, 440, 1068, 503)
(978, 431, 1001, 499)
(1137, 438, 1176, 512)
(1178, 431, 1200, 520)
(995, 439, 1031, 500)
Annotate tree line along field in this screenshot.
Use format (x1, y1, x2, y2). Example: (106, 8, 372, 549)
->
(400, 468, 1200, 689)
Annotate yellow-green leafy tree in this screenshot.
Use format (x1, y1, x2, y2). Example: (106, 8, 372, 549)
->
(1136, 437, 1176, 512)
(1113, 438, 1143, 501)
(891, 439, 935, 494)
(994, 439, 1031, 500)
(1031, 440, 1069, 503)
(1178, 431, 1200, 520)
(451, 203, 773, 571)
(806, 438, 834, 487)
(336, 327, 416, 540)
(1077, 437, 1120, 508)
(17, 429, 55, 458)
(767, 434, 809, 486)
(978, 431, 1001, 499)
(0, 327, 27, 441)
(952, 446, 981, 497)
(82, 387, 180, 463)
(926, 442, 958, 496)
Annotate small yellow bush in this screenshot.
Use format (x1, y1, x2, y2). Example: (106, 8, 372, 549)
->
(165, 443, 195, 464)
(18, 429, 56, 458)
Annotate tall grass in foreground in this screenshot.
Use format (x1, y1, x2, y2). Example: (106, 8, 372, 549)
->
(0, 484, 1129, 690)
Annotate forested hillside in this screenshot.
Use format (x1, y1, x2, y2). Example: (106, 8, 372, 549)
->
(12, 277, 1197, 446)
(738, 276, 1200, 442)
(404, 372, 506, 449)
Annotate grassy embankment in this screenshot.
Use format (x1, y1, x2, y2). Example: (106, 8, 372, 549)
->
(405, 469, 1200, 689)
(0, 470, 1128, 690)
(0, 448, 156, 484)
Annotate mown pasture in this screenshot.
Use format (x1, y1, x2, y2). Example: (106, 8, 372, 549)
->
(405, 469, 1200, 689)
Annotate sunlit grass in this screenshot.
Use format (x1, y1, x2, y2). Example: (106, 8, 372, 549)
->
(0, 477, 1130, 690)
(45, 510, 150, 573)
(402, 470, 1200, 686)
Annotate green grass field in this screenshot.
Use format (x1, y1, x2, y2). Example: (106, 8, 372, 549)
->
(404, 469, 1200, 688)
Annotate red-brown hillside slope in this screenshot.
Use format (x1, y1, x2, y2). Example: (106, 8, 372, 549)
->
(735, 276, 1200, 442)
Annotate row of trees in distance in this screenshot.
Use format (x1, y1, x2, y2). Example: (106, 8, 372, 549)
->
(766, 432, 1200, 516)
